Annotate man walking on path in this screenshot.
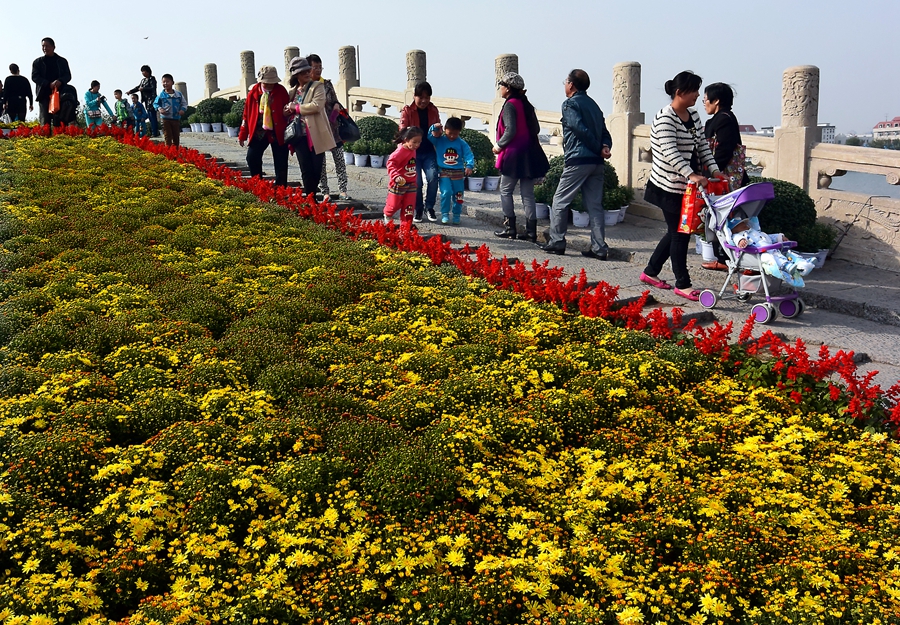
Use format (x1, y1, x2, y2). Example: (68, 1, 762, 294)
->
(3, 65, 33, 122)
(539, 69, 613, 260)
(127, 65, 159, 138)
(31, 38, 71, 127)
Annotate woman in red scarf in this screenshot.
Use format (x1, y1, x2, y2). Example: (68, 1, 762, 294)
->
(238, 65, 290, 187)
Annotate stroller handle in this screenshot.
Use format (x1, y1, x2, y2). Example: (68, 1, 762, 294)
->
(723, 240, 797, 254)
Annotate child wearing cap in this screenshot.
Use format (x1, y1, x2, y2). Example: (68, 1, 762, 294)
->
(727, 216, 815, 287)
(428, 117, 475, 225)
(153, 74, 188, 147)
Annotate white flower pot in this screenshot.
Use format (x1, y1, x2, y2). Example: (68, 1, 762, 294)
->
(190, 123, 200, 133)
(344, 152, 355, 165)
(468, 177, 485, 192)
(484, 175, 501, 191)
(798, 249, 828, 269)
(211, 122, 223, 133)
(573, 210, 591, 228)
(618, 204, 628, 223)
(226, 126, 240, 138)
(695, 235, 703, 255)
(700, 240, 717, 262)
(603, 210, 619, 227)
(353, 154, 368, 167)
(369, 155, 385, 168)
(535, 203, 550, 220)
(201, 122, 212, 133)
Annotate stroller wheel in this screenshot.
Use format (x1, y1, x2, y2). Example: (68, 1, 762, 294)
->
(778, 298, 803, 319)
(736, 291, 752, 302)
(751, 302, 778, 324)
(699, 289, 718, 309)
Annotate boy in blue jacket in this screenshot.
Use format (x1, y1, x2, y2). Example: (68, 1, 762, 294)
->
(130, 93, 148, 137)
(428, 117, 474, 224)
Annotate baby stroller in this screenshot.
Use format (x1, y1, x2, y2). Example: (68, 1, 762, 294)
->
(696, 182, 805, 324)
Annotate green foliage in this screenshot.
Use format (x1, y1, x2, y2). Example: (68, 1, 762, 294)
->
(345, 139, 369, 155)
(222, 112, 242, 128)
(751, 176, 818, 244)
(356, 116, 399, 144)
(230, 98, 246, 117)
(475, 157, 498, 177)
(795, 221, 838, 252)
(367, 138, 395, 156)
(194, 97, 233, 123)
(459, 128, 494, 164)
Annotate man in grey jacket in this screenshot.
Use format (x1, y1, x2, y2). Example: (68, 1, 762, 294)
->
(540, 69, 612, 259)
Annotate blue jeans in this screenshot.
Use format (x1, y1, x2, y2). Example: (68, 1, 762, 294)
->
(146, 104, 159, 136)
(439, 176, 465, 219)
(415, 150, 438, 216)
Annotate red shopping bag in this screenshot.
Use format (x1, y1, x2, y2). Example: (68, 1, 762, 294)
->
(678, 183, 705, 235)
(48, 88, 60, 115)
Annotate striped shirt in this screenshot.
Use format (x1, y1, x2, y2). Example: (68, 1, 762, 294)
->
(649, 105, 719, 193)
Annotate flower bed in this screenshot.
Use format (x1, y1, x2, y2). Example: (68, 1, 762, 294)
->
(1, 132, 899, 623)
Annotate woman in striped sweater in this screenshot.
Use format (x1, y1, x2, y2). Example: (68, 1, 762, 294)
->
(640, 71, 727, 301)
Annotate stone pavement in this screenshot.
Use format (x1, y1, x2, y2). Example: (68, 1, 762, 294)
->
(179, 132, 900, 389)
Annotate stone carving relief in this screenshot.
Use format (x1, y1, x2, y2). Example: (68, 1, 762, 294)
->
(406, 50, 426, 86)
(612, 63, 640, 114)
(782, 67, 819, 128)
(338, 47, 357, 82)
(494, 55, 518, 85)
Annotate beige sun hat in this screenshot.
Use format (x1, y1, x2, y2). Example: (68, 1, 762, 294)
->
(257, 65, 281, 84)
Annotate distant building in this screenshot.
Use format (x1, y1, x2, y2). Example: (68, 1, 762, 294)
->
(874, 117, 900, 141)
(738, 124, 756, 134)
(819, 123, 836, 144)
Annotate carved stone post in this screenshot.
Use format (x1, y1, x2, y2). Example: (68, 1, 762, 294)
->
(175, 82, 189, 106)
(203, 63, 218, 100)
(239, 50, 256, 98)
(403, 50, 427, 105)
(334, 46, 359, 110)
(491, 54, 519, 142)
(773, 65, 819, 192)
(607, 62, 644, 189)
(284, 47, 300, 87)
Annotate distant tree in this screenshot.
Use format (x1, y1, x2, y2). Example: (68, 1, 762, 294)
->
(871, 139, 887, 149)
(845, 136, 863, 146)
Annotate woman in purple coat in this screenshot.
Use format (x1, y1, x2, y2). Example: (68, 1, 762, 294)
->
(492, 72, 550, 243)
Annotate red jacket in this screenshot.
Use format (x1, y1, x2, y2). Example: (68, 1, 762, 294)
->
(400, 102, 440, 131)
(239, 83, 290, 144)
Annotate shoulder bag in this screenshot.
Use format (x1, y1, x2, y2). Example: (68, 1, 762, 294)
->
(336, 105, 361, 142)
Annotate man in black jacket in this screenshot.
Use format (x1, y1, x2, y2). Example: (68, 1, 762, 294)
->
(127, 65, 159, 137)
(31, 37, 71, 127)
(3, 64, 34, 122)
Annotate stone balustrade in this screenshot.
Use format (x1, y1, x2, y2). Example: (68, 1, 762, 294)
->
(196, 47, 900, 268)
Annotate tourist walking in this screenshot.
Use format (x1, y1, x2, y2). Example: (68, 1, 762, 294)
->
(639, 70, 726, 302)
(84, 82, 116, 128)
(285, 56, 336, 196)
(701, 82, 750, 271)
(384, 126, 423, 231)
(492, 71, 550, 243)
(127, 66, 159, 137)
(428, 117, 475, 225)
(238, 65, 290, 187)
(400, 82, 441, 222)
(539, 69, 612, 259)
(307, 54, 351, 201)
(153, 74, 187, 148)
(31, 37, 71, 127)
(3, 65, 33, 122)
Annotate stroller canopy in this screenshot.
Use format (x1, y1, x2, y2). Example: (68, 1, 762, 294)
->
(706, 182, 775, 233)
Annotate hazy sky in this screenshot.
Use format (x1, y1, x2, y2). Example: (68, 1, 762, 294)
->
(2, 0, 896, 134)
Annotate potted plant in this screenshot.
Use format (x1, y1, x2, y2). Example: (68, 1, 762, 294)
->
(533, 182, 551, 219)
(198, 113, 213, 133)
(187, 113, 201, 133)
(368, 139, 393, 168)
(223, 112, 241, 138)
(210, 114, 224, 133)
(342, 142, 355, 165)
(618, 185, 634, 222)
(478, 157, 501, 191)
(602, 187, 625, 227)
(796, 222, 837, 268)
(467, 162, 486, 192)
(349, 139, 370, 167)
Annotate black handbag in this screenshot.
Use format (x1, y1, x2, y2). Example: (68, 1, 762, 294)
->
(336, 110, 361, 142)
(284, 115, 306, 146)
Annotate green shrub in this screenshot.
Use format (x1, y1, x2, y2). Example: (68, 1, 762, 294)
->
(194, 97, 233, 123)
(751, 176, 817, 244)
(459, 129, 494, 164)
(230, 99, 246, 117)
(795, 221, 838, 252)
(356, 116, 399, 144)
(223, 111, 242, 128)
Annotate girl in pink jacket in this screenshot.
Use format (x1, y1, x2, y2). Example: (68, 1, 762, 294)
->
(384, 127, 423, 230)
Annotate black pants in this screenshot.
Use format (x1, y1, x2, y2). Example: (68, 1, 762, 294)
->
(246, 135, 289, 187)
(7, 102, 27, 122)
(295, 141, 324, 195)
(644, 186, 693, 290)
(38, 100, 57, 127)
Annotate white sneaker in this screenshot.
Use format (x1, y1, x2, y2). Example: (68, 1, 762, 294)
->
(426, 208, 438, 222)
(413, 214, 424, 223)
